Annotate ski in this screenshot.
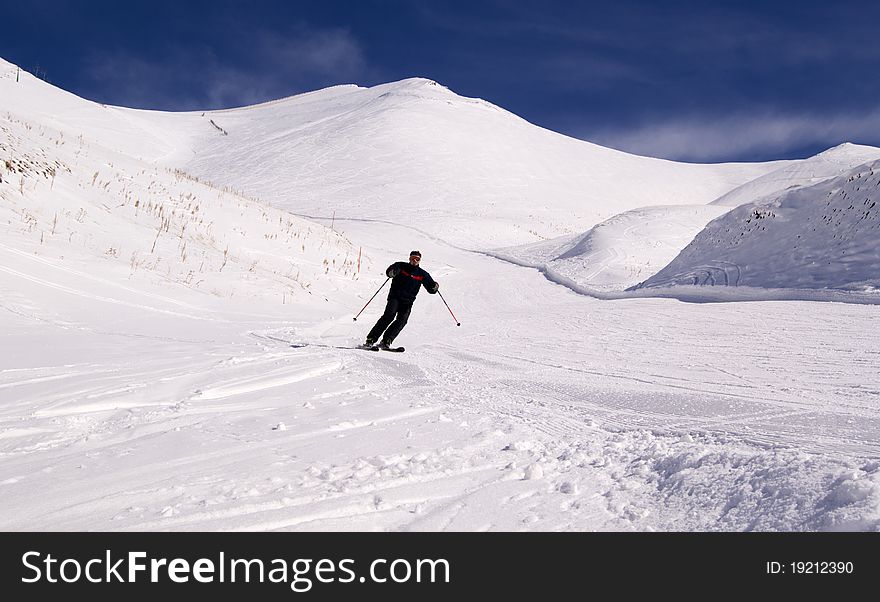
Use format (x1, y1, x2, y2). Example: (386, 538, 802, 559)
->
(361, 345, 405, 352)
(250, 334, 404, 352)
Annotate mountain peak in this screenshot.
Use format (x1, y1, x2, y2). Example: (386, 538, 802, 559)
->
(368, 77, 455, 98)
(816, 141, 878, 160)
(395, 77, 443, 87)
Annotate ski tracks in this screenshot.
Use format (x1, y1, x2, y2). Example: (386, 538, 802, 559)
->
(411, 338, 880, 531)
(107, 334, 629, 531)
(4, 313, 878, 532)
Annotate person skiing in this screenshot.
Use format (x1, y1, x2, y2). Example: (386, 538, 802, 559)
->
(364, 251, 439, 349)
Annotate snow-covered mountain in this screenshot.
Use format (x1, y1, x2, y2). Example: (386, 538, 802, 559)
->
(634, 161, 880, 292)
(118, 75, 788, 248)
(3, 56, 880, 533)
(497, 145, 880, 295)
(710, 142, 880, 207)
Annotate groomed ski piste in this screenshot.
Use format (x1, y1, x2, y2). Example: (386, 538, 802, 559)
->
(2, 56, 880, 531)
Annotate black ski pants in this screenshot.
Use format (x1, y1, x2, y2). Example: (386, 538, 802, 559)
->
(367, 297, 413, 344)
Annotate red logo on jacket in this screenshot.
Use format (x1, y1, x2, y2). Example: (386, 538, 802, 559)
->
(400, 269, 423, 281)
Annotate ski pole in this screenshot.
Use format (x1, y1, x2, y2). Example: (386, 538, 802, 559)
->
(437, 291, 461, 326)
(353, 277, 390, 321)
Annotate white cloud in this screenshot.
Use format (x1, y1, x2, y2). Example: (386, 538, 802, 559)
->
(84, 25, 367, 110)
(587, 110, 880, 161)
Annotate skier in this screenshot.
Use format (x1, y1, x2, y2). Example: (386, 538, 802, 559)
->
(364, 251, 439, 350)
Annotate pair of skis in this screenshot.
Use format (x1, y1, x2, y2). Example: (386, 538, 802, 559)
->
(250, 333, 405, 353)
(291, 342, 404, 353)
(360, 344, 405, 353)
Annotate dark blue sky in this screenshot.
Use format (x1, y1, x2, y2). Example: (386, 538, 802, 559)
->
(2, 0, 878, 162)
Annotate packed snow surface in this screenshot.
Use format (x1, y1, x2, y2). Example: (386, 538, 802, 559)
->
(2, 57, 879, 531)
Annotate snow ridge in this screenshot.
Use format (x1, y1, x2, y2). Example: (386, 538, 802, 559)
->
(635, 161, 880, 292)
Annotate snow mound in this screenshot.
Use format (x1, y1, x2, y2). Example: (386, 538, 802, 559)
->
(633, 160, 880, 294)
(710, 142, 880, 208)
(495, 204, 732, 291)
(491, 145, 880, 295)
(619, 431, 880, 531)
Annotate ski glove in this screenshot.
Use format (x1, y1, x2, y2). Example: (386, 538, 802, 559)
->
(429, 281, 439, 293)
(387, 266, 401, 278)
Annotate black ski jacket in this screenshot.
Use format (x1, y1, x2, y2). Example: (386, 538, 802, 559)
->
(386, 262, 438, 303)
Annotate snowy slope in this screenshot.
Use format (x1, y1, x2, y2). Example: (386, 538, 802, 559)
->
(711, 143, 880, 207)
(0, 58, 190, 162)
(3, 56, 880, 532)
(493, 204, 732, 291)
(635, 161, 880, 292)
(1, 60, 369, 312)
(121, 77, 787, 249)
(495, 146, 880, 294)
